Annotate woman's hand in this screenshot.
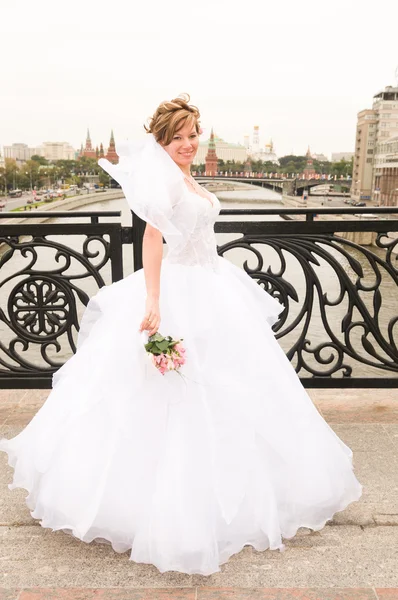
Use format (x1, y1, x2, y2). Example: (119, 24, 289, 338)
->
(139, 296, 161, 337)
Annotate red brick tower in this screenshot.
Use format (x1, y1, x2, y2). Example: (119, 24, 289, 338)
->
(303, 146, 316, 179)
(81, 129, 97, 159)
(99, 143, 105, 158)
(205, 128, 218, 176)
(105, 130, 118, 164)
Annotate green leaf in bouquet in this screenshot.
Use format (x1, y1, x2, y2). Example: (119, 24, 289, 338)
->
(149, 332, 164, 342)
(151, 347, 162, 355)
(156, 340, 169, 352)
(145, 342, 158, 353)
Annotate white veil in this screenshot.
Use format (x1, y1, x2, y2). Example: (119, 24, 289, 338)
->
(98, 134, 198, 252)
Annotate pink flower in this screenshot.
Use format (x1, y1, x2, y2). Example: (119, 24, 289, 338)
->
(171, 351, 185, 367)
(146, 334, 186, 376)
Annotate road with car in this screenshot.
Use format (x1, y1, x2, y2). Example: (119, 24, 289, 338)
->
(0, 186, 110, 212)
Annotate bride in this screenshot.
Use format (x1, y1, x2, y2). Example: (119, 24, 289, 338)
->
(0, 94, 362, 576)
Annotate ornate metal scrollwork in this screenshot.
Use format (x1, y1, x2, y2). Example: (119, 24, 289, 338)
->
(9, 277, 73, 340)
(218, 232, 398, 379)
(1, 209, 397, 386)
(0, 229, 119, 377)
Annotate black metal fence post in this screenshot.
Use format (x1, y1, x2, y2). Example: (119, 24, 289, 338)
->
(132, 211, 145, 272)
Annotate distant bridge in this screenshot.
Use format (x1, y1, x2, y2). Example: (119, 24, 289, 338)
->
(195, 175, 352, 195)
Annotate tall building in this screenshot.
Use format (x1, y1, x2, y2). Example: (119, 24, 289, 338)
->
(80, 129, 97, 159)
(352, 84, 398, 202)
(105, 130, 118, 164)
(374, 135, 398, 206)
(205, 129, 218, 176)
(303, 147, 316, 179)
(373, 86, 398, 145)
(372, 86, 398, 206)
(252, 126, 260, 153)
(351, 109, 377, 201)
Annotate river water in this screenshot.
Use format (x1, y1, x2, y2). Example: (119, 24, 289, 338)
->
(1, 186, 397, 379)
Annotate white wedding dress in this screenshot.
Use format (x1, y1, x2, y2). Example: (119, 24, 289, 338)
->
(0, 136, 362, 576)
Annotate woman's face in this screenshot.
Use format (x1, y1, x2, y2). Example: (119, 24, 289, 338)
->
(162, 121, 199, 170)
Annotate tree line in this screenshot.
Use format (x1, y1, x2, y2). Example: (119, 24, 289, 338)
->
(0, 154, 353, 194)
(196, 156, 353, 178)
(0, 155, 109, 193)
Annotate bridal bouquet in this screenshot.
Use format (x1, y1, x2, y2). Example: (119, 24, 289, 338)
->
(145, 332, 186, 375)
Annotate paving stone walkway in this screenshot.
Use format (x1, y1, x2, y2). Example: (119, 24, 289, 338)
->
(1, 388, 397, 600)
(0, 588, 397, 599)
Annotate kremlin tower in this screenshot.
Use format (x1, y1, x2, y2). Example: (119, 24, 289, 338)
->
(105, 130, 118, 164)
(79, 129, 118, 164)
(205, 128, 218, 176)
(80, 129, 96, 159)
(303, 147, 316, 179)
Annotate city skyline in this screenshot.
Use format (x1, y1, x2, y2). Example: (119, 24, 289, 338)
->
(0, 125, 362, 162)
(1, 0, 397, 157)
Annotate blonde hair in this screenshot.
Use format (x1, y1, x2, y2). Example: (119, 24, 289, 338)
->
(145, 93, 201, 146)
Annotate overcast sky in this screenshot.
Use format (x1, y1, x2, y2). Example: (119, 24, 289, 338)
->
(1, 0, 397, 158)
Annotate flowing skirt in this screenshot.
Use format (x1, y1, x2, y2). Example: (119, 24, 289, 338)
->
(0, 256, 362, 575)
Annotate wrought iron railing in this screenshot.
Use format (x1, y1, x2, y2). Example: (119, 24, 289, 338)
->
(0, 207, 397, 388)
(214, 207, 398, 388)
(0, 212, 131, 388)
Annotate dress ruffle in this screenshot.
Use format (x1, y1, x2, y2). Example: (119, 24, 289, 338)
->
(0, 256, 362, 575)
(99, 135, 199, 254)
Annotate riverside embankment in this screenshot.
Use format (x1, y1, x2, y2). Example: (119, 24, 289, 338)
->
(0, 190, 125, 226)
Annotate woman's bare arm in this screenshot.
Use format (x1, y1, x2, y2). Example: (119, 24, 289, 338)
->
(138, 223, 163, 336)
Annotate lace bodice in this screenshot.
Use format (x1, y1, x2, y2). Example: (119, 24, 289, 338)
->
(163, 190, 221, 271)
(99, 136, 222, 269)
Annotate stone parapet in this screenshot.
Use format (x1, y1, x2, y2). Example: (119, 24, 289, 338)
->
(0, 190, 125, 226)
